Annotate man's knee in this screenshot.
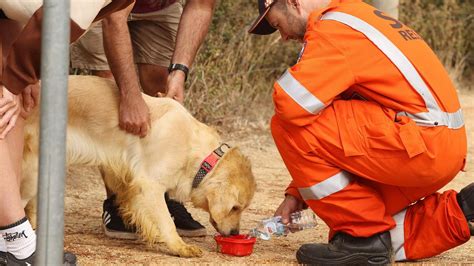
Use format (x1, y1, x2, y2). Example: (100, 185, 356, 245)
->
(137, 64, 168, 96)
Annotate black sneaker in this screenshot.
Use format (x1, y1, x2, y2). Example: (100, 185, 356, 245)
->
(102, 194, 207, 239)
(296, 231, 393, 265)
(5, 251, 77, 266)
(166, 196, 207, 237)
(457, 183, 474, 235)
(0, 251, 6, 265)
(102, 195, 138, 240)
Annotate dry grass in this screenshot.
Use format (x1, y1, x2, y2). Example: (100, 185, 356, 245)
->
(71, 0, 472, 130)
(184, 1, 299, 131)
(399, 0, 473, 89)
(186, 0, 473, 130)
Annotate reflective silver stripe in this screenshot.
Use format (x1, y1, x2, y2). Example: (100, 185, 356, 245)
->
(321, 12, 439, 111)
(321, 12, 464, 129)
(277, 70, 325, 115)
(397, 108, 464, 129)
(389, 209, 407, 261)
(298, 171, 352, 200)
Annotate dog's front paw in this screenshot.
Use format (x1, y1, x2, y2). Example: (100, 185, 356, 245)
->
(171, 243, 203, 257)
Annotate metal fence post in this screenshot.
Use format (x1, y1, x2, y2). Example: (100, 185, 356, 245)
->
(371, 0, 399, 19)
(36, 0, 71, 265)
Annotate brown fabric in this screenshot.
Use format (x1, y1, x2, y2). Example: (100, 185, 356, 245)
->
(0, 19, 25, 87)
(1, 8, 44, 94)
(71, 2, 182, 70)
(131, 0, 177, 13)
(2, 0, 133, 94)
(2, 8, 87, 94)
(94, 0, 135, 22)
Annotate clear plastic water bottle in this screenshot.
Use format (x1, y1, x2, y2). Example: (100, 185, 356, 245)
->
(249, 209, 317, 240)
(288, 209, 318, 231)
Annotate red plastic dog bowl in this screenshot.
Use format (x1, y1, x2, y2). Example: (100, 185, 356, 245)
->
(214, 234, 257, 256)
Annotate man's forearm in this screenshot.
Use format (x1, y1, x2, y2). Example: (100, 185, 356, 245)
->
(101, 3, 141, 97)
(171, 0, 216, 67)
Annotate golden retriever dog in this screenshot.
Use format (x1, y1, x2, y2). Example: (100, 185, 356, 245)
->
(20, 75, 256, 257)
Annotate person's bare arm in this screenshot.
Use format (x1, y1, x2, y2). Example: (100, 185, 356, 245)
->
(102, 2, 150, 138)
(165, 0, 216, 103)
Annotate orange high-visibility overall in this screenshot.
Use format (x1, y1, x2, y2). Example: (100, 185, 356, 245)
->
(271, 0, 470, 261)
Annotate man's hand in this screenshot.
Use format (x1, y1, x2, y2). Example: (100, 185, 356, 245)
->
(165, 70, 186, 104)
(0, 87, 21, 139)
(102, 2, 151, 137)
(119, 92, 151, 138)
(165, 0, 216, 104)
(274, 194, 306, 224)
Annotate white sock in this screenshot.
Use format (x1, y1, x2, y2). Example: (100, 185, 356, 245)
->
(0, 237, 6, 252)
(0, 217, 36, 259)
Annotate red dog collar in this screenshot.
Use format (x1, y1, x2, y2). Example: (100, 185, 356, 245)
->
(192, 143, 231, 188)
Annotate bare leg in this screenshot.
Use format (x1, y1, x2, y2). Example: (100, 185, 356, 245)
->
(91, 64, 168, 96)
(0, 121, 26, 226)
(137, 63, 168, 96)
(7, 118, 25, 184)
(90, 70, 114, 80)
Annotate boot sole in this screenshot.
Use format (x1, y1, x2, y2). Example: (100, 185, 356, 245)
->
(296, 249, 392, 265)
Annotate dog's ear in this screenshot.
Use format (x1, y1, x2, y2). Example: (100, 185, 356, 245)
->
(206, 189, 236, 221)
(206, 191, 223, 219)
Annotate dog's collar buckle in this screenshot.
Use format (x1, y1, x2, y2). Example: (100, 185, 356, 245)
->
(192, 143, 230, 188)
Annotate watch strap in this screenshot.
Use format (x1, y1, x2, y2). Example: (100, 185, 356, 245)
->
(168, 63, 189, 81)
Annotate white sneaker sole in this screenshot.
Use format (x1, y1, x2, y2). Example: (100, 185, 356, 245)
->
(177, 228, 207, 237)
(102, 224, 138, 240)
(102, 224, 207, 239)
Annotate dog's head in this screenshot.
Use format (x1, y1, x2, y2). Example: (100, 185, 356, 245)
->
(191, 147, 256, 236)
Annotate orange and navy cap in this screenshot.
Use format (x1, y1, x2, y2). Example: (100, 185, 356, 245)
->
(248, 0, 278, 35)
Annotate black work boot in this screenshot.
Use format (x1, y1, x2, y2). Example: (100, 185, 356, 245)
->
(296, 231, 392, 265)
(457, 183, 474, 235)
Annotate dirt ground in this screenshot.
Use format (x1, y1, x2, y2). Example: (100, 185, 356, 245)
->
(63, 92, 474, 265)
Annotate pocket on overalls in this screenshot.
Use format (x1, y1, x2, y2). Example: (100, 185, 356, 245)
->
(398, 118, 428, 158)
(341, 100, 405, 159)
(333, 100, 366, 157)
(363, 112, 427, 159)
(363, 122, 408, 158)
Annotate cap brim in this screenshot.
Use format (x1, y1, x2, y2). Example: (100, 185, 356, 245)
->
(248, 7, 277, 35)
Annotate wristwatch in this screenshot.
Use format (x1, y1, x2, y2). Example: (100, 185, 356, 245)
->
(168, 63, 189, 81)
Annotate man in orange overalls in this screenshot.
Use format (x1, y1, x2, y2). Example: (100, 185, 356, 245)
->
(249, 0, 473, 264)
